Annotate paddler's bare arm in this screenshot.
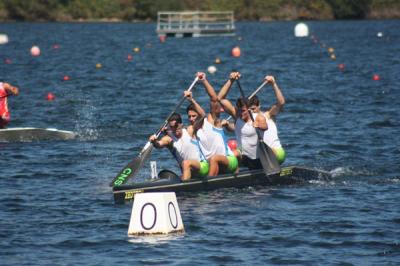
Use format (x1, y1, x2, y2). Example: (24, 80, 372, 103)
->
(218, 72, 240, 100)
(197, 72, 218, 103)
(149, 135, 171, 149)
(4, 82, 19, 96)
(264, 76, 285, 119)
(184, 90, 206, 118)
(218, 72, 240, 119)
(221, 119, 235, 132)
(253, 113, 268, 131)
(219, 98, 236, 118)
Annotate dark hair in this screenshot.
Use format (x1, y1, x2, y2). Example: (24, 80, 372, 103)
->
(168, 112, 182, 124)
(236, 97, 248, 109)
(249, 95, 260, 106)
(186, 103, 199, 114)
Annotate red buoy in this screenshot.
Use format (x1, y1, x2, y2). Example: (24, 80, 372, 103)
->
(227, 139, 237, 151)
(46, 92, 55, 101)
(338, 63, 345, 71)
(159, 35, 166, 43)
(63, 75, 70, 81)
(373, 74, 380, 81)
(127, 54, 133, 61)
(4, 59, 12, 64)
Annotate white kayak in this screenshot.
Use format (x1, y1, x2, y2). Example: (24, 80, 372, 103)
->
(0, 127, 76, 142)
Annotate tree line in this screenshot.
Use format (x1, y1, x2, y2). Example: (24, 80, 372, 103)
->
(0, 0, 399, 21)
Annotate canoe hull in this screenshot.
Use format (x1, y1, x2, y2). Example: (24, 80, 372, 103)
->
(0, 127, 76, 142)
(113, 166, 331, 204)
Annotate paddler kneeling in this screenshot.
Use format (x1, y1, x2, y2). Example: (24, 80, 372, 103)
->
(218, 72, 269, 170)
(0, 81, 19, 129)
(248, 75, 286, 164)
(149, 113, 209, 181)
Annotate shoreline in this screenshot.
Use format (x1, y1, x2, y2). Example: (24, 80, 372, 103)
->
(1, 17, 399, 23)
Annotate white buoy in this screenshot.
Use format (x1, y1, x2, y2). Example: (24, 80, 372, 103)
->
(30, 46, 41, 56)
(128, 192, 185, 236)
(207, 65, 217, 74)
(0, 34, 9, 44)
(294, 23, 309, 37)
(377, 32, 383, 38)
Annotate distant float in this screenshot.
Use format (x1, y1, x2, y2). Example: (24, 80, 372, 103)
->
(156, 11, 235, 38)
(0, 127, 76, 142)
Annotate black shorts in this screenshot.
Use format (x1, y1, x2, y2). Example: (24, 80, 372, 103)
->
(241, 155, 262, 170)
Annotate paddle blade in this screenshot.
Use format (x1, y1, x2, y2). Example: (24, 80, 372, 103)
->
(257, 141, 281, 176)
(110, 144, 154, 187)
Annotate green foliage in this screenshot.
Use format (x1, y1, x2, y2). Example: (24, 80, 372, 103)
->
(2, 0, 61, 21)
(0, 0, 398, 21)
(326, 0, 372, 19)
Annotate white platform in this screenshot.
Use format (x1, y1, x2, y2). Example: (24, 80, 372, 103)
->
(128, 192, 185, 236)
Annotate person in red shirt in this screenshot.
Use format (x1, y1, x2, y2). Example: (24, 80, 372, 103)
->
(0, 82, 19, 128)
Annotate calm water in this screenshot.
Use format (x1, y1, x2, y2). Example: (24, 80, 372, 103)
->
(1, 21, 399, 265)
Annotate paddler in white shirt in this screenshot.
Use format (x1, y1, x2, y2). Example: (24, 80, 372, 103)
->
(185, 72, 238, 176)
(248, 75, 286, 164)
(149, 113, 209, 181)
(218, 72, 269, 170)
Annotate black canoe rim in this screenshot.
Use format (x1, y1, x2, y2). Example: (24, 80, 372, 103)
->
(112, 166, 331, 197)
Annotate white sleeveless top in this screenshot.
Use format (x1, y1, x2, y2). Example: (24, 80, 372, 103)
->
(234, 117, 259, 160)
(169, 129, 205, 164)
(263, 116, 282, 149)
(196, 118, 233, 160)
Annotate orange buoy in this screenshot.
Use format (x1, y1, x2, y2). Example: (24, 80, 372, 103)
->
(232, 46, 241, 57)
(330, 54, 336, 60)
(46, 92, 55, 101)
(215, 57, 221, 64)
(373, 74, 380, 81)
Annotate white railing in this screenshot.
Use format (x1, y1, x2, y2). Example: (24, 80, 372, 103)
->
(157, 11, 235, 32)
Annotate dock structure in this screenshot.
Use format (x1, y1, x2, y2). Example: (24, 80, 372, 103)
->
(156, 11, 235, 37)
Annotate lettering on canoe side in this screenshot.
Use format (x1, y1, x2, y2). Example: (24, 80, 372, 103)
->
(125, 189, 144, 200)
(114, 168, 132, 186)
(280, 167, 293, 176)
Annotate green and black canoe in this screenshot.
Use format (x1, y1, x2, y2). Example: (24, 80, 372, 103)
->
(113, 166, 331, 204)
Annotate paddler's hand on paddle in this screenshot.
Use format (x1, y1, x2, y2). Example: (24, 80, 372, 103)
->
(221, 119, 234, 132)
(264, 75, 276, 86)
(197, 72, 206, 82)
(230, 72, 241, 81)
(149, 134, 158, 144)
(184, 90, 193, 102)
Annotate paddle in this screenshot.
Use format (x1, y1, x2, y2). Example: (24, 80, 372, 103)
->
(236, 80, 281, 176)
(110, 77, 199, 187)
